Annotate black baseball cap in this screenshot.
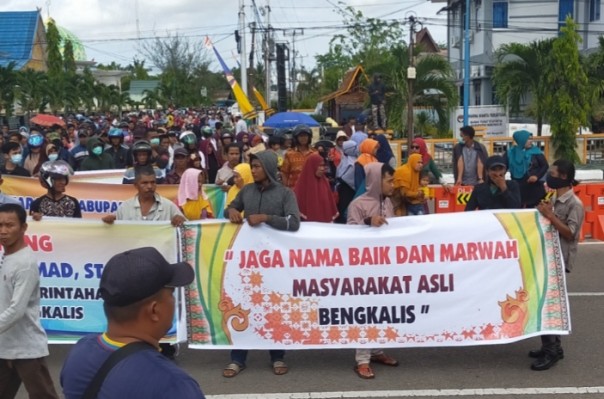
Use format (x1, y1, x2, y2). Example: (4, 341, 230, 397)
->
(486, 155, 507, 170)
(100, 247, 195, 307)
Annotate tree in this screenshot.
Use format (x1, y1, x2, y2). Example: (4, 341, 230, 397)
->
(582, 37, 604, 132)
(140, 32, 211, 106)
(329, 5, 404, 73)
(543, 17, 591, 162)
(0, 62, 17, 117)
(387, 44, 458, 136)
(63, 40, 77, 74)
(295, 67, 322, 108)
(16, 69, 48, 116)
(46, 19, 63, 81)
(492, 39, 553, 135)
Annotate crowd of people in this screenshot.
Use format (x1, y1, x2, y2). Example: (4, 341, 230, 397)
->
(0, 107, 585, 397)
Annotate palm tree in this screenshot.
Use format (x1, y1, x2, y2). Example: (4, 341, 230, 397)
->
(142, 88, 164, 109)
(492, 40, 553, 136)
(0, 62, 18, 116)
(387, 45, 458, 137)
(295, 67, 322, 106)
(43, 75, 66, 114)
(16, 69, 48, 117)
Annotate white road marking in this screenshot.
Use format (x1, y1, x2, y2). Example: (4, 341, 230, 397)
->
(569, 292, 604, 296)
(206, 386, 604, 398)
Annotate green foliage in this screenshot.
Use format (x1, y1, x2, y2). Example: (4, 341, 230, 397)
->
(63, 41, 76, 74)
(140, 32, 215, 107)
(492, 39, 553, 135)
(46, 19, 63, 81)
(543, 17, 590, 163)
(388, 45, 458, 137)
(0, 62, 17, 116)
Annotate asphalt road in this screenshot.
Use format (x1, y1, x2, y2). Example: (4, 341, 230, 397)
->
(16, 242, 604, 399)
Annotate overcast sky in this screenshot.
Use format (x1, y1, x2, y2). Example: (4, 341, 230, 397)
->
(6, 0, 448, 72)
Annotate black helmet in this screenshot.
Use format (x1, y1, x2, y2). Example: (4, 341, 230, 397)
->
(131, 140, 152, 154)
(293, 124, 311, 137)
(268, 135, 283, 146)
(39, 160, 74, 189)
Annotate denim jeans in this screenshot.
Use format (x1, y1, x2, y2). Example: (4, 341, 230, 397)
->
(230, 349, 285, 366)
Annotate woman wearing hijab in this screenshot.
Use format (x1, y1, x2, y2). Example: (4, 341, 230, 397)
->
(504, 130, 548, 208)
(354, 138, 379, 192)
(408, 137, 451, 193)
(374, 134, 396, 168)
(226, 163, 253, 209)
(393, 153, 425, 216)
(177, 168, 214, 220)
(294, 153, 338, 223)
(335, 140, 358, 224)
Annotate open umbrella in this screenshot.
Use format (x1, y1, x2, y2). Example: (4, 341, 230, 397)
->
(263, 112, 320, 129)
(30, 114, 66, 128)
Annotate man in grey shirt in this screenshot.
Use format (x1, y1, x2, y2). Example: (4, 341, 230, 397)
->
(0, 203, 59, 398)
(453, 126, 488, 186)
(223, 150, 300, 378)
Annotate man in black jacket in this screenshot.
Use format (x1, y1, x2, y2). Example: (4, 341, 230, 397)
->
(465, 155, 521, 211)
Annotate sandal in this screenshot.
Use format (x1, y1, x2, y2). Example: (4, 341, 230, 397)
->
(273, 360, 288, 375)
(354, 363, 375, 379)
(223, 363, 245, 378)
(371, 353, 399, 367)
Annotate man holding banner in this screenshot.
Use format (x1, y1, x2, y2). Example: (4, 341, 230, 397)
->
(347, 162, 399, 379)
(223, 150, 300, 377)
(102, 165, 186, 358)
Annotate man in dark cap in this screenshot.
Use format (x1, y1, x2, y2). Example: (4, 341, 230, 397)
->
(60, 247, 204, 398)
(464, 155, 521, 211)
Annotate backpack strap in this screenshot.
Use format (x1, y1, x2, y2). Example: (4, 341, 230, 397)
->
(82, 341, 154, 399)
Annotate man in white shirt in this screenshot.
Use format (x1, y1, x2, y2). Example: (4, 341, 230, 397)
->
(234, 113, 247, 134)
(0, 203, 59, 398)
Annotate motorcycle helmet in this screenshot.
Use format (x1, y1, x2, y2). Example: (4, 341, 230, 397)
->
(39, 160, 74, 189)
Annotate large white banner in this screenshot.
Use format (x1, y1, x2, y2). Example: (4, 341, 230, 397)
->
(184, 210, 570, 349)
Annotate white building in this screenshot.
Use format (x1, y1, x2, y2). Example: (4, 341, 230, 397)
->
(433, 0, 603, 108)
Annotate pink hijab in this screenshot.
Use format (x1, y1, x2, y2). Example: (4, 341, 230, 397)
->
(177, 168, 207, 206)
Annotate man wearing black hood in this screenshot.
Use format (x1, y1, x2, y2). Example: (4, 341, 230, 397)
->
(80, 136, 116, 171)
(223, 150, 300, 378)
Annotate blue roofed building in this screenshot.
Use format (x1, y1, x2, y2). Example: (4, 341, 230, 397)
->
(0, 10, 48, 71)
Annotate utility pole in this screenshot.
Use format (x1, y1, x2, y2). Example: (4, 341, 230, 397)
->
(463, 0, 471, 126)
(264, 0, 272, 105)
(249, 22, 257, 89)
(284, 29, 304, 102)
(406, 15, 422, 151)
(239, 0, 248, 95)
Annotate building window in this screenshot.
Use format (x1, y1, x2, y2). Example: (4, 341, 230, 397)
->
(493, 2, 508, 28)
(559, 0, 574, 24)
(590, 0, 601, 21)
(474, 80, 482, 106)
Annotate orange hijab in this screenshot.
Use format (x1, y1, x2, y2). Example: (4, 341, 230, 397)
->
(356, 138, 378, 167)
(394, 153, 421, 193)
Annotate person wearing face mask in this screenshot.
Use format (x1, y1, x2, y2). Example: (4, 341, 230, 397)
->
(530, 159, 584, 371)
(23, 133, 47, 177)
(80, 136, 116, 171)
(0, 142, 30, 177)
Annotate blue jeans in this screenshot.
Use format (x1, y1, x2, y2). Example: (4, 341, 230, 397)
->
(230, 350, 285, 366)
(407, 203, 425, 216)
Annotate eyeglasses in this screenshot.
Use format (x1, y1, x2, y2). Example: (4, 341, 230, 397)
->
(411, 145, 420, 149)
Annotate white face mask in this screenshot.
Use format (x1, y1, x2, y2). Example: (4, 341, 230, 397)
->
(10, 154, 23, 164)
(48, 154, 59, 162)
